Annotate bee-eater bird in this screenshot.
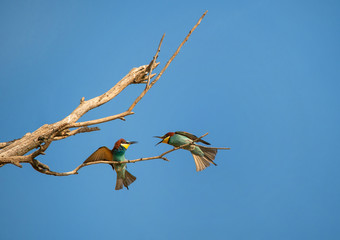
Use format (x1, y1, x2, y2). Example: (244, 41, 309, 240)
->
(84, 139, 137, 190)
(155, 131, 224, 172)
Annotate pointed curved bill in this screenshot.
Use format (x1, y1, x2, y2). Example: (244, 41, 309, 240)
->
(153, 136, 164, 146)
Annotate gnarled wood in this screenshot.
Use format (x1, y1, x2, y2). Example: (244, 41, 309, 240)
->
(0, 11, 210, 175)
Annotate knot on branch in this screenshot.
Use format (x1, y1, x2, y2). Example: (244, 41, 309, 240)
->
(56, 129, 71, 136)
(80, 97, 85, 104)
(32, 159, 50, 172)
(38, 136, 47, 143)
(132, 62, 159, 84)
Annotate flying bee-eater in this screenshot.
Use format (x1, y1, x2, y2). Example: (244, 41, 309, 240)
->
(155, 131, 227, 172)
(84, 139, 137, 190)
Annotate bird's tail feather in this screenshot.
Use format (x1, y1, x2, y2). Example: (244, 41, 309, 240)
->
(192, 146, 218, 172)
(112, 164, 124, 190)
(114, 170, 136, 190)
(115, 178, 124, 190)
(192, 154, 211, 172)
(123, 170, 137, 189)
(200, 146, 218, 164)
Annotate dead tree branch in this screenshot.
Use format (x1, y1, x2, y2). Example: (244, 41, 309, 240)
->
(0, 11, 209, 174)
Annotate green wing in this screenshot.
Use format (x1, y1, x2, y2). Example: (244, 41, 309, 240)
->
(175, 131, 211, 145)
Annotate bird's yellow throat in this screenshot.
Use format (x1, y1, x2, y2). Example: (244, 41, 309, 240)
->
(162, 136, 170, 144)
(121, 143, 130, 149)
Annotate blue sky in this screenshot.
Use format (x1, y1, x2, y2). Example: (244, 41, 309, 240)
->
(1, 0, 340, 239)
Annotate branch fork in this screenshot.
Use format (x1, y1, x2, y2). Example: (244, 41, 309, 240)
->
(0, 11, 211, 176)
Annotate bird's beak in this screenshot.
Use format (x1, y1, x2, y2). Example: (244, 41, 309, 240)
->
(121, 141, 137, 149)
(153, 136, 164, 146)
(154, 136, 168, 146)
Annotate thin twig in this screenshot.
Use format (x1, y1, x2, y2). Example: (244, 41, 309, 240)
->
(149, 10, 208, 88)
(68, 111, 135, 128)
(127, 35, 165, 112)
(126, 11, 207, 112)
(53, 127, 100, 140)
(146, 34, 165, 87)
(195, 146, 231, 150)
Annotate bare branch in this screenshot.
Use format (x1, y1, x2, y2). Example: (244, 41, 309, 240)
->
(196, 146, 231, 150)
(125, 11, 208, 113)
(31, 159, 50, 171)
(67, 111, 135, 128)
(149, 10, 208, 88)
(127, 11, 208, 113)
(0, 12, 211, 178)
(30, 135, 55, 159)
(53, 127, 100, 140)
(127, 35, 165, 112)
(0, 156, 31, 168)
(147, 34, 165, 86)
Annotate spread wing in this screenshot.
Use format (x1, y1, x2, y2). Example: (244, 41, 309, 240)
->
(175, 131, 211, 145)
(84, 146, 113, 163)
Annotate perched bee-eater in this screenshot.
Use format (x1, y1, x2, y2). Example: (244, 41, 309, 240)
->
(84, 139, 137, 190)
(155, 131, 223, 172)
